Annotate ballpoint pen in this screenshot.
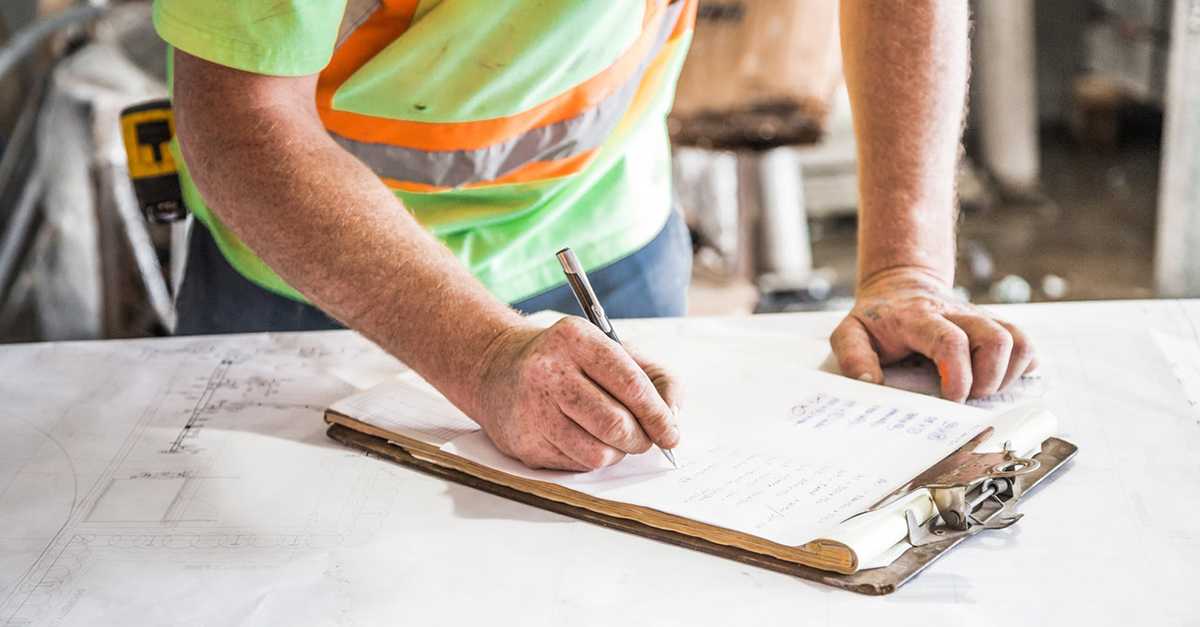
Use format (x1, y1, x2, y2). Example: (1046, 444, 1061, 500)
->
(556, 247, 679, 468)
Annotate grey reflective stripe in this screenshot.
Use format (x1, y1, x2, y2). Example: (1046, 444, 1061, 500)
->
(334, 0, 380, 52)
(329, 1, 686, 189)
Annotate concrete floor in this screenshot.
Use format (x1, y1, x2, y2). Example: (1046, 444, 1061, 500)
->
(687, 114, 1163, 317)
(788, 120, 1161, 311)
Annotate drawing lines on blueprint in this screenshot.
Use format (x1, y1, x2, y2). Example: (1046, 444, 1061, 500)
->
(168, 356, 235, 453)
(0, 411, 82, 624)
(0, 334, 405, 626)
(163, 351, 329, 456)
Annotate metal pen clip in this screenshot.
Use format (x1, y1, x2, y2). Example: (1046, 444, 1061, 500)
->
(557, 248, 620, 343)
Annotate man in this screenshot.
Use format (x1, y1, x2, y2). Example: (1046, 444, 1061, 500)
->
(157, 0, 1035, 472)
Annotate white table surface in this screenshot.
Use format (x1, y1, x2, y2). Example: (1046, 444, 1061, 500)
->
(1, 300, 1197, 626)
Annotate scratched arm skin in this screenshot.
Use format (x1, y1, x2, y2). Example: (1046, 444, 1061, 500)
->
(829, 0, 1036, 401)
(171, 50, 682, 470)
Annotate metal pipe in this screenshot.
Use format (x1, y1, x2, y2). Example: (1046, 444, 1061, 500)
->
(0, 4, 106, 85)
(0, 160, 44, 306)
(756, 146, 812, 284)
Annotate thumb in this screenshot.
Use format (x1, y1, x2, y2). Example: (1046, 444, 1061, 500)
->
(830, 316, 885, 385)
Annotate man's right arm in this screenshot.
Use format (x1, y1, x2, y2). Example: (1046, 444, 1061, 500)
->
(171, 50, 682, 470)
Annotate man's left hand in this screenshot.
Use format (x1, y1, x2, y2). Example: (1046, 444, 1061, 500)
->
(829, 267, 1037, 402)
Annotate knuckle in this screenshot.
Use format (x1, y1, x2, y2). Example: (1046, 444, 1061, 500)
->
(599, 416, 635, 446)
(622, 421, 654, 452)
(598, 449, 626, 468)
(913, 301, 941, 317)
(933, 328, 969, 355)
(554, 316, 591, 341)
(978, 331, 1013, 355)
(1011, 336, 1034, 362)
(616, 367, 645, 393)
(832, 317, 856, 336)
(576, 446, 615, 470)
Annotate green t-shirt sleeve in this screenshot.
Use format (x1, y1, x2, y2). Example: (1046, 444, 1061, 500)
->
(152, 0, 349, 76)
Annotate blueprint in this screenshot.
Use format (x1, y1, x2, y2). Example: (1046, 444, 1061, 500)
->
(1, 301, 1199, 626)
(0, 332, 403, 626)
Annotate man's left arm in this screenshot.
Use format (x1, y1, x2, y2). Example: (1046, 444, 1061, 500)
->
(830, 0, 1037, 401)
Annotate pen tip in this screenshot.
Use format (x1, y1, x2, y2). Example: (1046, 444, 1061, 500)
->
(662, 448, 678, 469)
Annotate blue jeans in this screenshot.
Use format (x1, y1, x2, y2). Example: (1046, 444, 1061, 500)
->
(175, 210, 691, 335)
(511, 209, 692, 319)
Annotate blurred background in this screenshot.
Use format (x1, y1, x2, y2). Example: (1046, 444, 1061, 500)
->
(0, 0, 1190, 342)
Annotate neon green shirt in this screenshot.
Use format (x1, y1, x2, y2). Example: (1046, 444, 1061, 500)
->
(154, 0, 693, 303)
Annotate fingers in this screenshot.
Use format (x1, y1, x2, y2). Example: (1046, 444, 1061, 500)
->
(485, 317, 682, 472)
(541, 421, 628, 470)
(830, 316, 884, 385)
(898, 315, 974, 402)
(573, 332, 681, 451)
(906, 313, 1034, 401)
(555, 380, 653, 454)
(944, 313, 1012, 399)
(833, 268, 1038, 405)
(515, 438, 593, 472)
(488, 399, 631, 471)
(997, 320, 1038, 390)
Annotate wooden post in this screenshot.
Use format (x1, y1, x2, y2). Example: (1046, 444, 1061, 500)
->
(1156, 0, 1200, 297)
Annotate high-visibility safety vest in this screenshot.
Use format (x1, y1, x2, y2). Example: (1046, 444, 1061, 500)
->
(154, 0, 697, 304)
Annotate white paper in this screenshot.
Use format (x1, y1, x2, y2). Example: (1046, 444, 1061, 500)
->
(3, 302, 1200, 626)
(330, 371, 478, 446)
(402, 332, 1035, 546)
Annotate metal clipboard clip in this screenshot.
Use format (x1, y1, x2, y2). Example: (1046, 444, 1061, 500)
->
(868, 426, 1042, 547)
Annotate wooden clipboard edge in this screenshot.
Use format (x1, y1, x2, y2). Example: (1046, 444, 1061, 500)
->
(324, 409, 859, 573)
(325, 423, 1077, 596)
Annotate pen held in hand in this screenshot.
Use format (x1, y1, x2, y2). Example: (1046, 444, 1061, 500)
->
(556, 247, 679, 469)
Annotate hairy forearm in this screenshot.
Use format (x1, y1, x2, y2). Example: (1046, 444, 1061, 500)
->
(840, 0, 968, 286)
(173, 53, 526, 417)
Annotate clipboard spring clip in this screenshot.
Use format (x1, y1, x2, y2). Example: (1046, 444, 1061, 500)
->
(872, 427, 1042, 547)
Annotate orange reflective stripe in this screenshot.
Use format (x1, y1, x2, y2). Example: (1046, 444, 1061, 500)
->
(383, 148, 601, 193)
(615, 35, 688, 138)
(318, 1, 672, 151)
(671, 0, 698, 38)
(332, 0, 686, 190)
(316, 0, 420, 111)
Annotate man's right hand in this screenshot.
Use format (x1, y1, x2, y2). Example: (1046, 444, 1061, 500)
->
(472, 317, 683, 471)
(172, 51, 680, 473)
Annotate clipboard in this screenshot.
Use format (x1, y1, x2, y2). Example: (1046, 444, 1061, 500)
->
(326, 419, 1077, 596)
